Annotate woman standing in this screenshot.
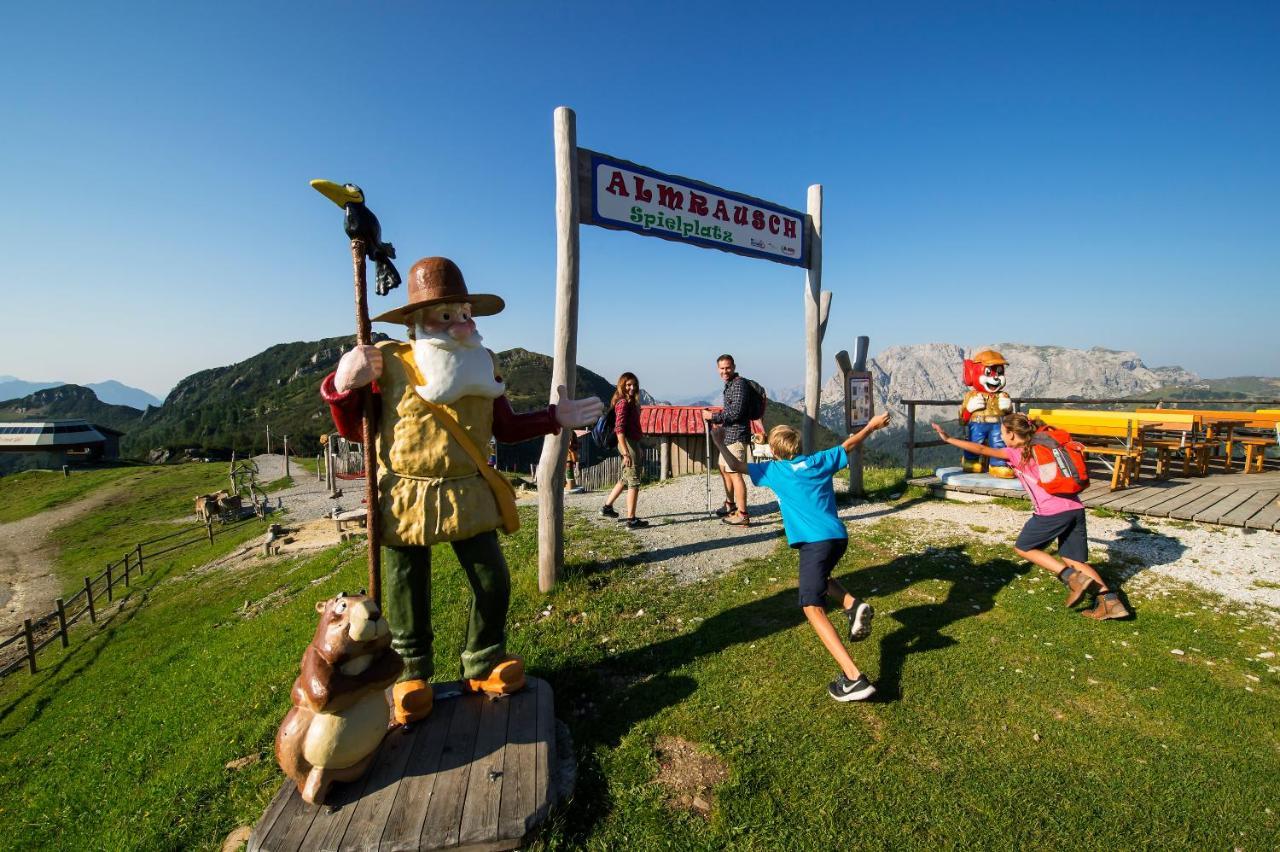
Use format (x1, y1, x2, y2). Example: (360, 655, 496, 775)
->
(600, 372, 648, 528)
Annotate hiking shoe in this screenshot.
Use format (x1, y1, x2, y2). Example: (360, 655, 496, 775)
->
(600, 504, 619, 518)
(714, 500, 736, 518)
(1062, 569, 1099, 608)
(828, 673, 876, 702)
(722, 512, 750, 527)
(845, 601, 874, 642)
(625, 517, 650, 529)
(1081, 592, 1130, 621)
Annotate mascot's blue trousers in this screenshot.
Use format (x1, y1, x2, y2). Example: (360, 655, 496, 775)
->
(965, 421, 1009, 470)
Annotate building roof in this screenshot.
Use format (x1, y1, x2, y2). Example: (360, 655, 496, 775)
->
(640, 406, 765, 436)
(0, 419, 107, 451)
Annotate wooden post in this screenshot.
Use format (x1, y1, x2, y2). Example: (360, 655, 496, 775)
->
(135, 543, 143, 574)
(803, 184, 824, 454)
(23, 618, 36, 674)
(849, 335, 869, 497)
(266, 424, 271, 457)
(351, 239, 384, 607)
(105, 564, 114, 603)
(206, 515, 214, 544)
(536, 105, 580, 594)
(123, 551, 131, 587)
(905, 402, 917, 481)
(659, 436, 671, 481)
(283, 435, 290, 479)
(56, 599, 68, 648)
(84, 577, 96, 623)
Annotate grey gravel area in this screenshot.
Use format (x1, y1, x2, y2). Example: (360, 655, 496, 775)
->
(521, 473, 1280, 617)
(250, 455, 360, 521)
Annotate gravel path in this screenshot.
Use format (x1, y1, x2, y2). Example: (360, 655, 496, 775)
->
(523, 474, 1280, 615)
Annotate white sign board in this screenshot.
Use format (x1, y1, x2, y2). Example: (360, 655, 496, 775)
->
(585, 151, 808, 268)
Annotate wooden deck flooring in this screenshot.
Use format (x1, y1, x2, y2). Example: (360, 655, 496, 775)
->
(249, 677, 558, 852)
(911, 463, 1280, 531)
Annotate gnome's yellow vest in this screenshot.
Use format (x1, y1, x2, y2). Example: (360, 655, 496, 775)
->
(374, 341, 504, 546)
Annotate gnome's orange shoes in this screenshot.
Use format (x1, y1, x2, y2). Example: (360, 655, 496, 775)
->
(391, 679, 434, 726)
(466, 656, 526, 697)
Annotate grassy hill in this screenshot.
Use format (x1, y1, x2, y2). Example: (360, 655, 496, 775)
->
(0, 385, 144, 432)
(1, 473, 1277, 848)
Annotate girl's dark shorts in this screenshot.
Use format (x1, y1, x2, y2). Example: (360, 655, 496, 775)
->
(795, 538, 848, 607)
(1014, 508, 1088, 562)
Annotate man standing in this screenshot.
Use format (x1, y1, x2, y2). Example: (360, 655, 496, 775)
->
(702, 353, 751, 526)
(322, 257, 602, 725)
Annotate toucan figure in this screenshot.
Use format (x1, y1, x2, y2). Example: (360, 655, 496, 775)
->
(310, 180, 402, 296)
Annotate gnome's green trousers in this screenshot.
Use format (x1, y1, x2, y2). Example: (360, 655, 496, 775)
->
(382, 532, 510, 682)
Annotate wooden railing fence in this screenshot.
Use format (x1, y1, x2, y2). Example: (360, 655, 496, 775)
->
(901, 396, 1280, 482)
(0, 512, 259, 680)
(573, 446, 661, 492)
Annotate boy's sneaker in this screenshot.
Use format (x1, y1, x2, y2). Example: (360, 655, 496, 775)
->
(625, 517, 650, 529)
(600, 504, 618, 518)
(845, 601, 874, 642)
(828, 673, 876, 702)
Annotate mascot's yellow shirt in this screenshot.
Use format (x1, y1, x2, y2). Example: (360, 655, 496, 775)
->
(961, 389, 1008, 423)
(374, 341, 503, 546)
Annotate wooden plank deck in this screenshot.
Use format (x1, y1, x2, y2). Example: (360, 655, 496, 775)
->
(249, 677, 558, 852)
(909, 465, 1280, 532)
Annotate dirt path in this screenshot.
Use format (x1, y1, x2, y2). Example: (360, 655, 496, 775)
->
(0, 478, 145, 636)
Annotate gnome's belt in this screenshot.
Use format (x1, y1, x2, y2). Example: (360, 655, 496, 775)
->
(386, 469, 483, 484)
(970, 414, 1004, 424)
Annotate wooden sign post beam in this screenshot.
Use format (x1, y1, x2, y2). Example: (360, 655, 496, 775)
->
(535, 106, 581, 593)
(803, 185, 832, 454)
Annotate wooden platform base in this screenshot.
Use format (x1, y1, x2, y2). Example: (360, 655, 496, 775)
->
(249, 677, 560, 852)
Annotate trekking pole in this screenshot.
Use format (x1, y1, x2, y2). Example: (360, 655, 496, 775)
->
(705, 421, 713, 516)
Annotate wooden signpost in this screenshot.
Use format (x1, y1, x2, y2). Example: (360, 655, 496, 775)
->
(537, 106, 833, 589)
(835, 336, 874, 497)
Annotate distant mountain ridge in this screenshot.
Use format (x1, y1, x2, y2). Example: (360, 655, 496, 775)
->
(0, 375, 162, 409)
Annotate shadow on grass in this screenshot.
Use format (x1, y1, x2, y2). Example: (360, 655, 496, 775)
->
(840, 546, 1027, 702)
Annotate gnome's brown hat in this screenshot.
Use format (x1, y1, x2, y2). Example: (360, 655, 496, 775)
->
(371, 257, 505, 324)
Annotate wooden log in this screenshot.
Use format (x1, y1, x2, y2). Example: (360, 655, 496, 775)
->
(23, 618, 36, 674)
(802, 184, 823, 454)
(84, 577, 96, 623)
(536, 105, 581, 594)
(56, 599, 68, 648)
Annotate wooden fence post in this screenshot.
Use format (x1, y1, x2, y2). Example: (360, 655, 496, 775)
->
(23, 618, 36, 674)
(123, 551, 131, 587)
(135, 543, 143, 574)
(56, 599, 68, 648)
(206, 516, 215, 544)
(85, 577, 96, 623)
(105, 564, 114, 603)
(905, 402, 917, 482)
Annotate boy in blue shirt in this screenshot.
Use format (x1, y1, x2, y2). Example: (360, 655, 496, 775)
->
(712, 411, 891, 702)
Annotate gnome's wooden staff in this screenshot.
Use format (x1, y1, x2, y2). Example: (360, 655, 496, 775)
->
(310, 180, 402, 605)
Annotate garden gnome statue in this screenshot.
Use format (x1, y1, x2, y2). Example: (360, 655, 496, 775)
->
(321, 257, 603, 725)
(959, 349, 1015, 478)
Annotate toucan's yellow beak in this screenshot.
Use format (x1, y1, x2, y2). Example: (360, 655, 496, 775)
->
(310, 179, 363, 207)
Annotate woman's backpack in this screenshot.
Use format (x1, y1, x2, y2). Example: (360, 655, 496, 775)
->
(1029, 426, 1089, 495)
(590, 406, 618, 450)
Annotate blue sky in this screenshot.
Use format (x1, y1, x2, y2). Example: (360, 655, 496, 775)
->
(3, 2, 1277, 401)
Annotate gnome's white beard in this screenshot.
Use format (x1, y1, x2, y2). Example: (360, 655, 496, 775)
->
(410, 329, 505, 405)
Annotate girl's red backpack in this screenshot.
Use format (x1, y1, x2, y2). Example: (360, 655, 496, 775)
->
(1029, 425, 1089, 495)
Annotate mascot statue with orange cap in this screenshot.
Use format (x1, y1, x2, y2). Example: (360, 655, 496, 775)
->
(959, 349, 1015, 478)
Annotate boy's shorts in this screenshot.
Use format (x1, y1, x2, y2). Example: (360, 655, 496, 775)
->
(796, 538, 848, 607)
(1014, 508, 1088, 562)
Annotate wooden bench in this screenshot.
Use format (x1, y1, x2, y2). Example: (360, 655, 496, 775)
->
(1240, 437, 1277, 473)
(1136, 409, 1280, 471)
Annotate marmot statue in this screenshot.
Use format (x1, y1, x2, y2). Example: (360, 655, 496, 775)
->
(275, 592, 404, 805)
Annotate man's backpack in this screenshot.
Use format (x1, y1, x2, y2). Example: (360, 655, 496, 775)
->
(1029, 425, 1089, 495)
(743, 378, 768, 422)
(590, 405, 618, 451)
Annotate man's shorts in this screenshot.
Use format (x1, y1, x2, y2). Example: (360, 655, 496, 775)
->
(796, 538, 849, 607)
(722, 441, 748, 472)
(1014, 509, 1088, 563)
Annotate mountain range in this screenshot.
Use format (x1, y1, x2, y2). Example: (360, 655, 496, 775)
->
(0, 375, 161, 409)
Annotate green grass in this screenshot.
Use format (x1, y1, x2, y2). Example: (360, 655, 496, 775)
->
(0, 465, 148, 524)
(2, 497, 1278, 850)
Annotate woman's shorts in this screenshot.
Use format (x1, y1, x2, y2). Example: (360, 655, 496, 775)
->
(796, 538, 849, 607)
(1014, 509, 1088, 562)
(618, 437, 641, 488)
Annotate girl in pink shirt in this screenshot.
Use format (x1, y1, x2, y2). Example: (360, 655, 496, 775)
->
(933, 414, 1129, 620)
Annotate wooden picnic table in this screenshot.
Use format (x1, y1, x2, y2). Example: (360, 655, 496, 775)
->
(1027, 409, 1203, 490)
(1136, 409, 1280, 472)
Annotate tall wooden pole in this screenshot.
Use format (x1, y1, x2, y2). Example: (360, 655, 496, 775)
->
(536, 106, 580, 593)
(803, 184, 824, 454)
(352, 239, 382, 605)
